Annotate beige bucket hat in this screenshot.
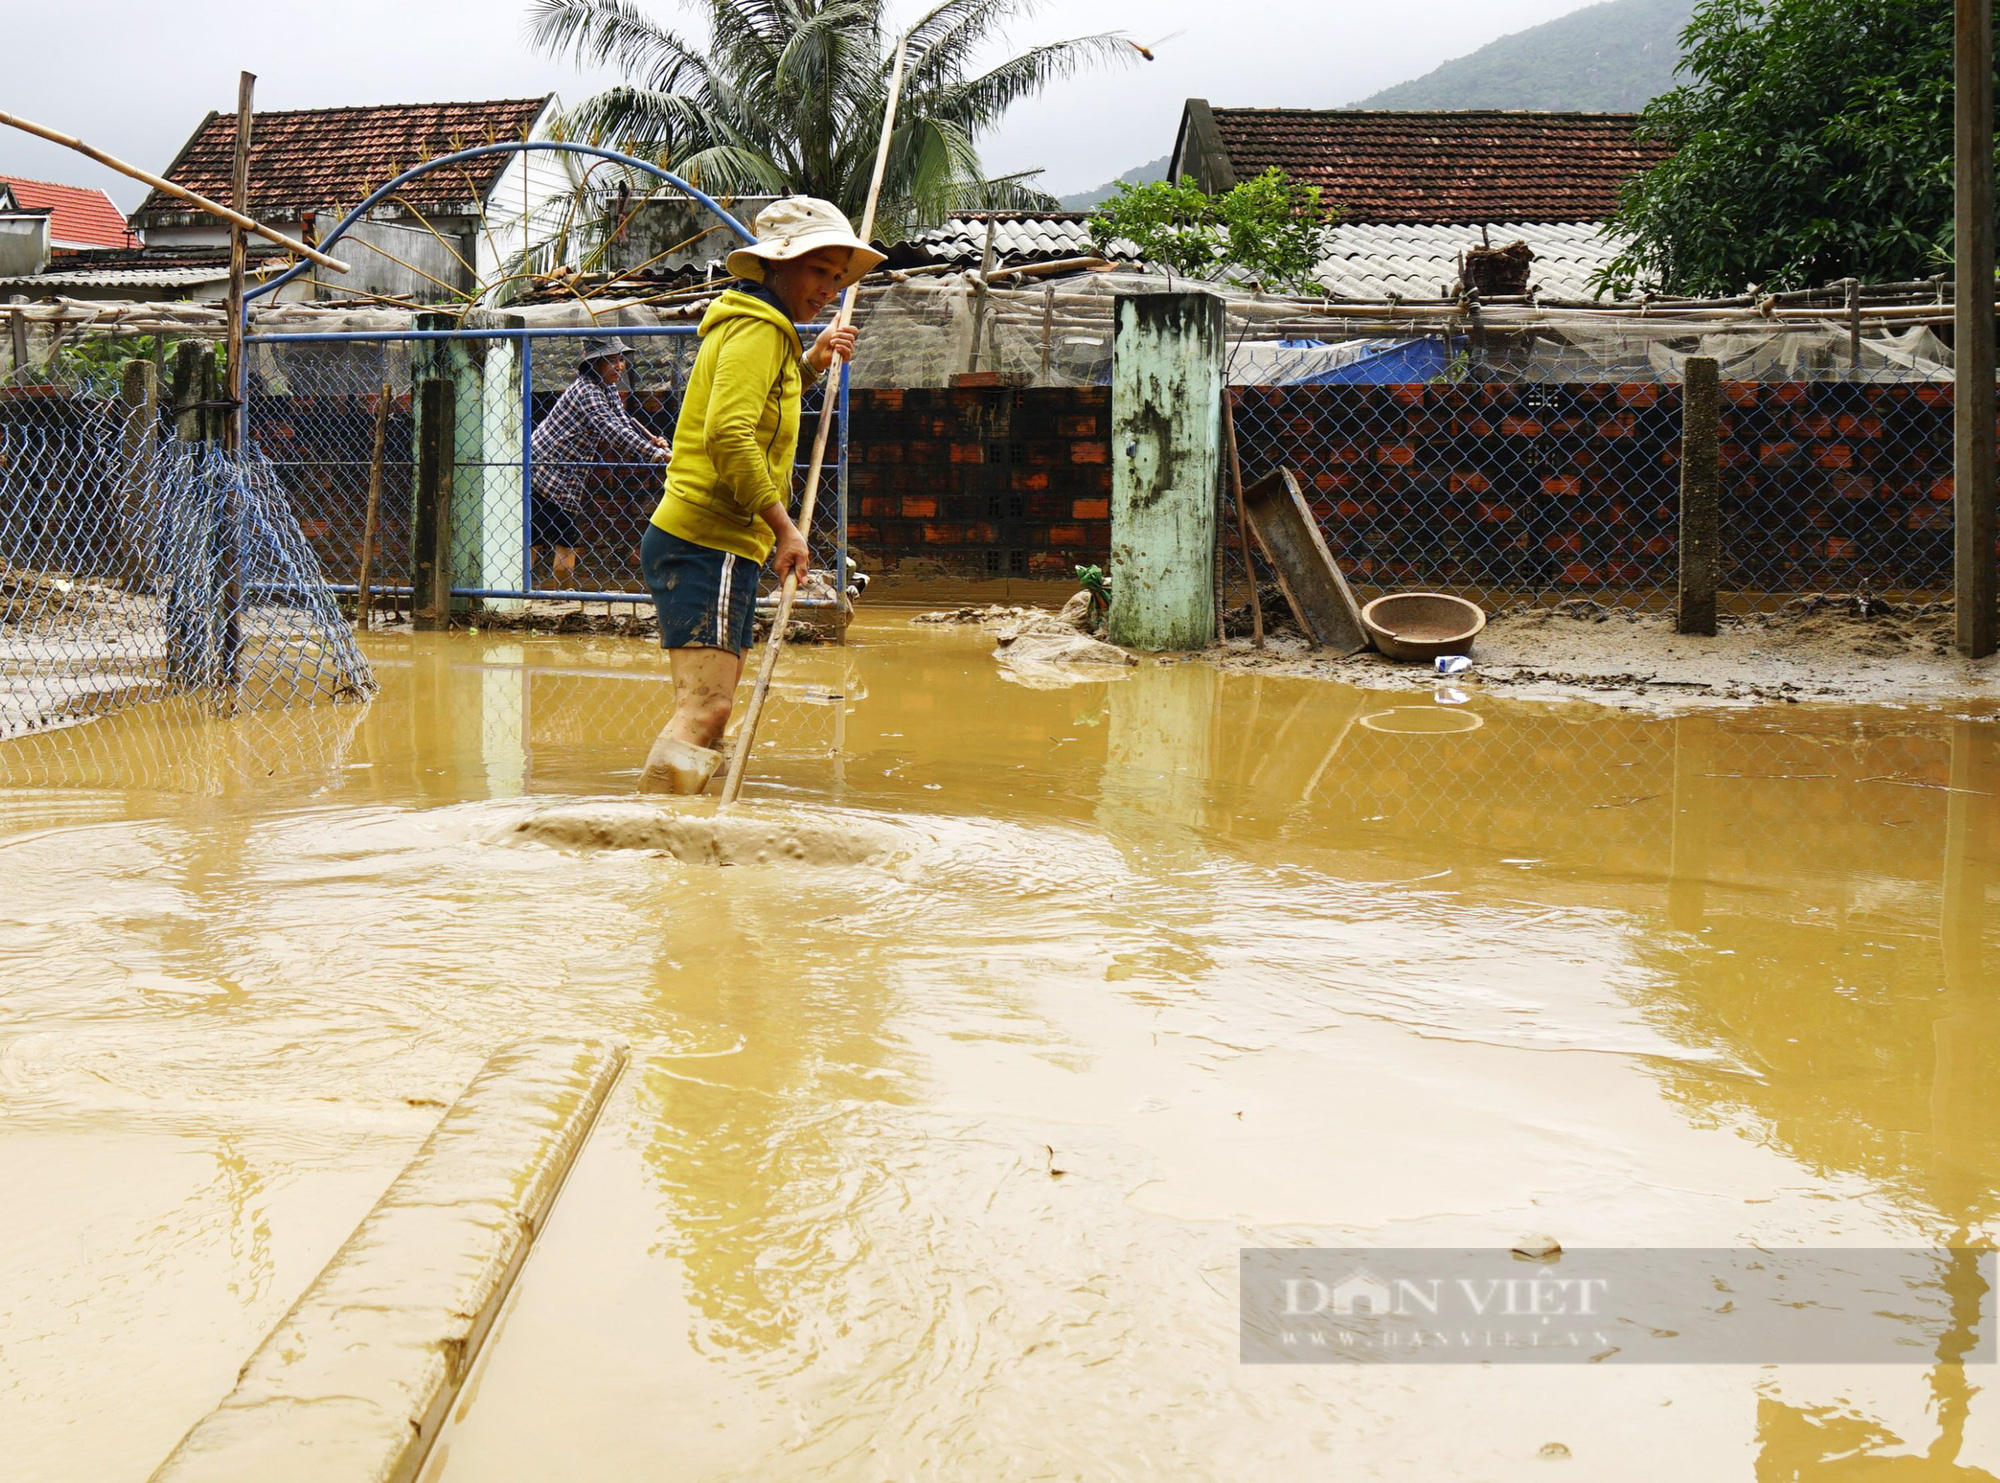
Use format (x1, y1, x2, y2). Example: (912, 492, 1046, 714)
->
(726, 196, 885, 291)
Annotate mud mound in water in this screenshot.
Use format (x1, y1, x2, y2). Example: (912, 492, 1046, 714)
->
(510, 800, 907, 867)
(993, 616, 1134, 688)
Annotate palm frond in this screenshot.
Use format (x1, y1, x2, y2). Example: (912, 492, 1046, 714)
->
(927, 35, 1136, 132)
(527, 0, 1123, 239)
(527, 0, 712, 92)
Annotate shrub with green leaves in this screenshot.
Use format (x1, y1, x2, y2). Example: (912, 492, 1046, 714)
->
(1087, 168, 1338, 295)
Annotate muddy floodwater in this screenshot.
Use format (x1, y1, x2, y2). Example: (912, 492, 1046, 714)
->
(2, 614, 1997, 1480)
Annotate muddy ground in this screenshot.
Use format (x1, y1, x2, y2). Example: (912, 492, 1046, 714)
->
(917, 593, 2000, 713)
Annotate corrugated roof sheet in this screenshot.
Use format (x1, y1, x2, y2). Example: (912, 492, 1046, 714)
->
(1317, 221, 1621, 298)
(132, 98, 551, 224)
(1209, 109, 1671, 223)
(885, 213, 1619, 300)
(0, 262, 234, 290)
(908, 212, 1103, 263)
(0, 175, 136, 250)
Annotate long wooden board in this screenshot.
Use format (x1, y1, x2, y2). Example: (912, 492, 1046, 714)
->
(151, 1038, 626, 1483)
(1240, 467, 1370, 654)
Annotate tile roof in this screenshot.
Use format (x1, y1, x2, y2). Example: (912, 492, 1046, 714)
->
(133, 98, 551, 225)
(1316, 221, 1622, 299)
(0, 176, 136, 250)
(1208, 109, 1671, 224)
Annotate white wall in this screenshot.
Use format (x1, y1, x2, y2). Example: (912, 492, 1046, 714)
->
(0, 214, 51, 277)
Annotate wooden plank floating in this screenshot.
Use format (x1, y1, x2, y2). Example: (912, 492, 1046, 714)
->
(149, 1037, 627, 1483)
(1240, 467, 1369, 654)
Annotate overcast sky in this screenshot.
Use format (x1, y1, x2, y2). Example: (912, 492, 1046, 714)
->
(5, 0, 1592, 212)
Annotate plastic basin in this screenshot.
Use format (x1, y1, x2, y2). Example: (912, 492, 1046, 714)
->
(1359, 592, 1487, 662)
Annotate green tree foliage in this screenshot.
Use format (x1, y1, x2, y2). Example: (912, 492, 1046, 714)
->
(1600, 0, 1989, 295)
(528, 0, 1132, 235)
(1086, 170, 1338, 294)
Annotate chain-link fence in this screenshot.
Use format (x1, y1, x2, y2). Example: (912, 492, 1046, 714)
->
(1223, 377, 1968, 619)
(245, 323, 851, 624)
(1, 367, 374, 740)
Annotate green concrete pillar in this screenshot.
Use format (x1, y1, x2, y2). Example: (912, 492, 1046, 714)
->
(474, 326, 525, 613)
(1108, 291, 1223, 650)
(413, 315, 525, 616)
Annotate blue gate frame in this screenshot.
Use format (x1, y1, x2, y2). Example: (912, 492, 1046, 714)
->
(243, 321, 849, 611)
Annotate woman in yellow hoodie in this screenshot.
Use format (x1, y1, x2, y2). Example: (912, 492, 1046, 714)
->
(639, 198, 882, 794)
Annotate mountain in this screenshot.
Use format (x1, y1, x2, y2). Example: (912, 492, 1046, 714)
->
(1349, 0, 1695, 111)
(1057, 154, 1171, 213)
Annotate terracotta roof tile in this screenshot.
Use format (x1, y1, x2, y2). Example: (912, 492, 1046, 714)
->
(0, 175, 136, 250)
(1209, 109, 1671, 224)
(133, 98, 551, 224)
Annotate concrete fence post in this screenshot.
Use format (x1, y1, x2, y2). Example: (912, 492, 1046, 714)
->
(1108, 291, 1223, 650)
(1676, 356, 1721, 636)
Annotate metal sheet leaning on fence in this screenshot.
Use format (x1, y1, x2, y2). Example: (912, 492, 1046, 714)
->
(636, 197, 882, 795)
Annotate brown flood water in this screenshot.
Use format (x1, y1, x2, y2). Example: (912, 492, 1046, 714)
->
(1, 614, 1996, 1481)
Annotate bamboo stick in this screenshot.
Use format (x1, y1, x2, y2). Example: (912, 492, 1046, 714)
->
(0, 106, 350, 273)
(1223, 390, 1262, 648)
(355, 381, 391, 631)
(224, 72, 254, 451)
(719, 39, 909, 806)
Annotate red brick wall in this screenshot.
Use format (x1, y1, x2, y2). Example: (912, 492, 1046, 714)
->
(847, 380, 1974, 596)
(847, 386, 1112, 578)
(1229, 381, 1969, 595)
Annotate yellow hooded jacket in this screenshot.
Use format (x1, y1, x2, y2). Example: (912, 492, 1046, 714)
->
(649, 287, 818, 563)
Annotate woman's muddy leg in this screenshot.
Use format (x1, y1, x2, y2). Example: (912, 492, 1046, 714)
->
(639, 647, 744, 794)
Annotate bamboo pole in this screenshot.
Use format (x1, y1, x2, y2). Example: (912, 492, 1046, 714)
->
(1223, 389, 1262, 648)
(225, 72, 254, 451)
(719, 39, 908, 806)
(355, 381, 391, 631)
(1957, 0, 1998, 658)
(0, 106, 349, 273)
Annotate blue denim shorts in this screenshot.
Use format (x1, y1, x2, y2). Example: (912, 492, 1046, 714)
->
(641, 523, 762, 653)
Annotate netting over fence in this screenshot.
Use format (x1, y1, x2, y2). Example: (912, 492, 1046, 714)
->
(1223, 379, 1965, 616)
(0, 380, 375, 740)
(849, 271, 1959, 390)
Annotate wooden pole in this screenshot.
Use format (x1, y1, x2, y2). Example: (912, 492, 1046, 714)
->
(117, 358, 158, 586)
(1955, 0, 1997, 658)
(355, 381, 391, 631)
(0, 106, 349, 274)
(967, 214, 997, 374)
(6, 295, 26, 379)
(1845, 278, 1862, 374)
(1040, 283, 1054, 382)
(206, 347, 243, 694)
(224, 72, 254, 452)
(719, 38, 908, 805)
(1676, 356, 1721, 636)
(1223, 388, 1263, 648)
(170, 340, 205, 443)
(412, 377, 456, 632)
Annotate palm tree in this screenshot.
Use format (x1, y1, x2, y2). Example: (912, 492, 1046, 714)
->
(527, 0, 1133, 235)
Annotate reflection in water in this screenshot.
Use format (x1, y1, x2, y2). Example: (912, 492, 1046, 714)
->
(3, 622, 1998, 1481)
